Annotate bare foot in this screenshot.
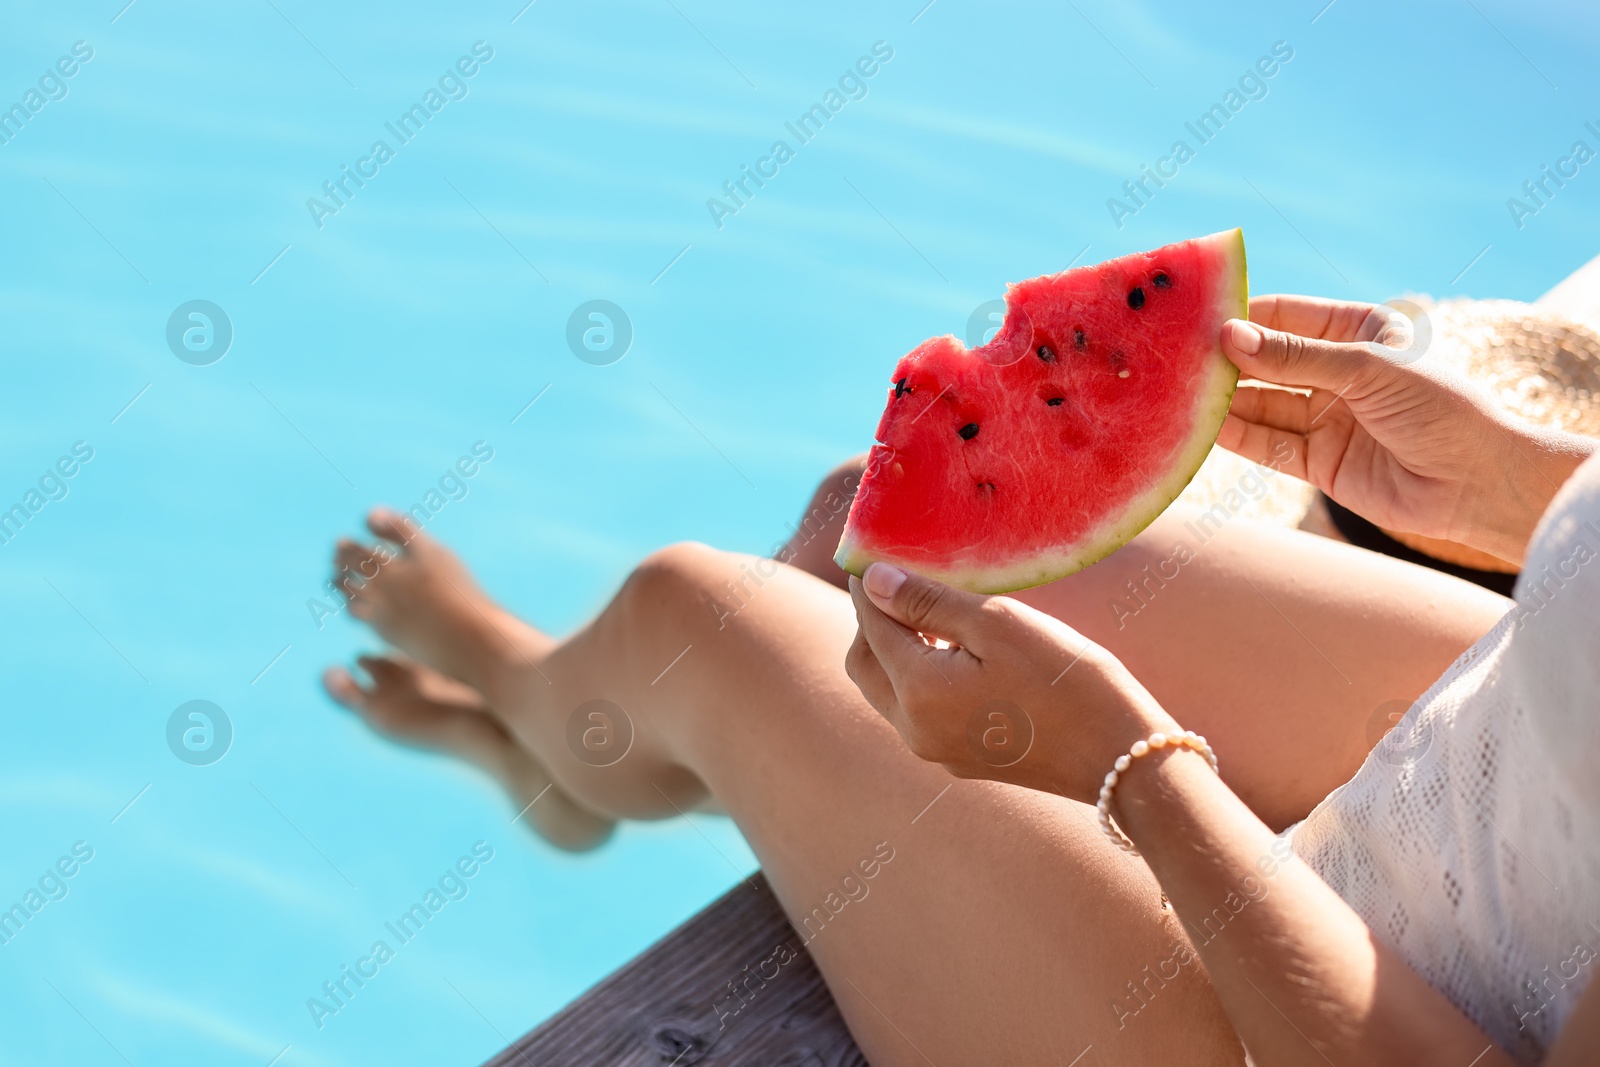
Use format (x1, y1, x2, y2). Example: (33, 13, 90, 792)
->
(324, 655, 614, 852)
(332, 508, 551, 690)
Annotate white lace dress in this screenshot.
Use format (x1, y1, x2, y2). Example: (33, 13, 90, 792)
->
(1288, 453, 1600, 1064)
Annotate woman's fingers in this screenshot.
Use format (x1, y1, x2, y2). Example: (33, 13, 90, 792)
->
(848, 563, 988, 688)
(843, 623, 896, 715)
(861, 563, 989, 649)
(848, 575, 948, 687)
(1222, 318, 1383, 393)
(1248, 294, 1377, 343)
(1220, 385, 1319, 477)
(1227, 384, 1312, 433)
(1216, 413, 1309, 480)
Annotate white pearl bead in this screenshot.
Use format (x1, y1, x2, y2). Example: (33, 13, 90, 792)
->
(1097, 729, 1218, 858)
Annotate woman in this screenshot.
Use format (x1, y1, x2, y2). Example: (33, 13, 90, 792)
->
(324, 295, 1599, 1065)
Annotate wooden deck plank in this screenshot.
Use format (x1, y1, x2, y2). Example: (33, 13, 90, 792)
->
(483, 873, 865, 1066)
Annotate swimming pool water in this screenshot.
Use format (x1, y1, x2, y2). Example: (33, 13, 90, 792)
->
(2, 0, 1596, 1062)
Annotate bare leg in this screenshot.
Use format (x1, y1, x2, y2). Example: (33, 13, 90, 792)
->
(324, 468, 1508, 1063)
(418, 544, 1246, 1064)
(775, 455, 1506, 826)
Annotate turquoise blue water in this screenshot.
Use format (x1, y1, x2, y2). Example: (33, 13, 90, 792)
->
(2, 0, 1597, 1062)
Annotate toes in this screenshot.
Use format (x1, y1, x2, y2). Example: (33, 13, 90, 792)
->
(322, 667, 369, 711)
(355, 674, 507, 751)
(356, 654, 424, 698)
(359, 654, 485, 709)
(367, 507, 423, 549)
(357, 653, 405, 683)
(333, 538, 367, 569)
(332, 539, 376, 597)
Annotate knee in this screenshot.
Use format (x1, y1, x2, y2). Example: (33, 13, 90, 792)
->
(826, 452, 869, 485)
(618, 542, 734, 630)
(630, 540, 723, 589)
(811, 454, 866, 515)
(621, 541, 790, 636)
(781, 455, 865, 574)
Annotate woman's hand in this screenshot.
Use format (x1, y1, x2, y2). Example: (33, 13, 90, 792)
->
(845, 561, 1177, 802)
(1219, 294, 1596, 566)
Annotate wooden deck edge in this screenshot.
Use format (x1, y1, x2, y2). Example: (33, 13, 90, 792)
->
(482, 872, 866, 1066)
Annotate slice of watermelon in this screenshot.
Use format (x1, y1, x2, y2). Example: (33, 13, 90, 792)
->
(835, 229, 1247, 593)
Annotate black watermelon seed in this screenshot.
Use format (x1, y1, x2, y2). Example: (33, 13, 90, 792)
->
(1152, 272, 1171, 289)
(1036, 344, 1056, 363)
(894, 376, 908, 398)
(977, 481, 996, 493)
(1128, 287, 1146, 310)
(958, 423, 980, 440)
(1073, 329, 1087, 349)
(1046, 397, 1064, 406)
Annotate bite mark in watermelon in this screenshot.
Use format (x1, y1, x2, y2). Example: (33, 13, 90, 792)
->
(835, 229, 1247, 593)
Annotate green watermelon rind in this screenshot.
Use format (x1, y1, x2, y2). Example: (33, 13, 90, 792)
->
(836, 228, 1247, 594)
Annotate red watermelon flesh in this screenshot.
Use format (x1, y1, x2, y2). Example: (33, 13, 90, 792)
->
(835, 229, 1246, 593)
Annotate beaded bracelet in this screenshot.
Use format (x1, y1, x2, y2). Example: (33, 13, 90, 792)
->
(1096, 730, 1219, 857)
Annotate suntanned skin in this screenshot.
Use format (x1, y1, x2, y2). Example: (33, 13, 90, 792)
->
(323, 295, 1597, 1064)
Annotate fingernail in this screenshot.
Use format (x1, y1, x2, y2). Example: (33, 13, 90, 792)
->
(1228, 319, 1263, 355)
(864, 562, 907, 600)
